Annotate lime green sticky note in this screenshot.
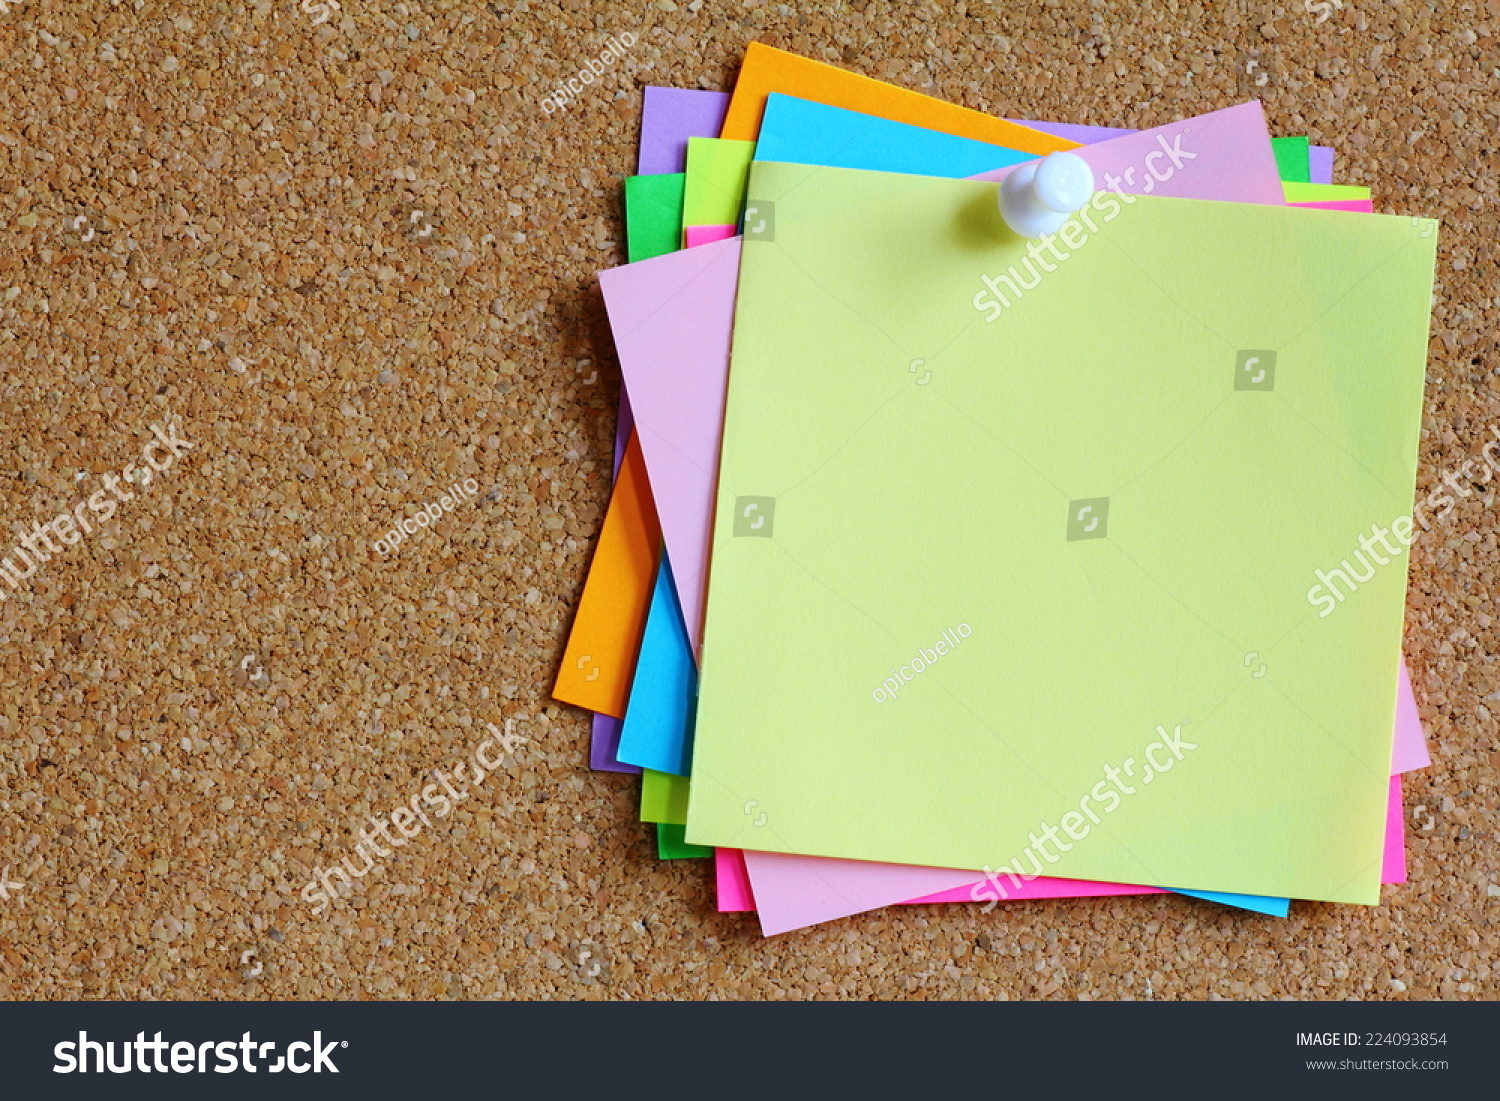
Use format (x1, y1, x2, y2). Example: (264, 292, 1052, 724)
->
(640, 768, 690, 825)
(1283, 181, 1370, 203)
(624, 173, 686, 263)
(1271, 136, 1311, 183)
(657, 822, 713, 859)
(686, 162, 1437, 905)
(683, 137, 755, 230)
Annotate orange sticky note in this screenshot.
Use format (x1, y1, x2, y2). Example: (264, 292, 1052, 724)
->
(720, 42, 1079, 155)
(554, 431, 661, 716)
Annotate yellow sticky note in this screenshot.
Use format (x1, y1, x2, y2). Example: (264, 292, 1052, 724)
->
(687, 163, 1437, 904)
(1283, 182, 1371, 203)
(683, 137, 756, 230)
(641, 769, 690, 825)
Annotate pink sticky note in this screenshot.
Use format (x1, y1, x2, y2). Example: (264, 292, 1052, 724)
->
(716, 848, 756, 911)
(967, 101, 1286, 208)
(600, 237, 741, 651)
(741, 850, 1163, 935)
(1392, 657, 1431, 773)
(685, 224, 736, 247)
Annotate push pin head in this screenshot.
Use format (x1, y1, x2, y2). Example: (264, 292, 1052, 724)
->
(998, 151, 1096, 238)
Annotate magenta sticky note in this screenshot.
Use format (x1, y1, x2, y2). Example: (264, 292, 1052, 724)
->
(1384, 775, 1407, 884)
(970, 101, 1286, 207)
(907, 875, 1163, 906)
(716, 848, 755, 911)
(1291, 199, 1375, 213)
(684, 224, 735, 247)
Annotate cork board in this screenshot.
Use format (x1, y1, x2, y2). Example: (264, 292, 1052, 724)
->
(0, 0, 1494, 1001)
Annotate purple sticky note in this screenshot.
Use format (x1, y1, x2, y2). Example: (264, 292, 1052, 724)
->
(639, 87, 732, 176)
(590, 713, 640, 774)
(1309, 144, 1335, 185)
(1006, 118, 1136, 145)
(612, 389, 633, 479)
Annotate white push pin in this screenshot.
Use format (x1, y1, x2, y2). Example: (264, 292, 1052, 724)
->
(998, 151, 1096, 238)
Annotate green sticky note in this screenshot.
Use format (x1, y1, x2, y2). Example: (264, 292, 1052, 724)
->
(1271, 135, 1311, 183)
(657, 822, 713, 859)
(640, 768, 690, 825)
(624, 173, 686, 263)
(683, 137, 755, 230)
(686, 162, 1437, 904)
(1283, 182, 1370, 203)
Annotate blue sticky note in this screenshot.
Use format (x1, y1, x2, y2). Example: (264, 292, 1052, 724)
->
(755, 92, 1033, 178)
(616, 553, 697, 776)
(1175, 889, 1290, 918)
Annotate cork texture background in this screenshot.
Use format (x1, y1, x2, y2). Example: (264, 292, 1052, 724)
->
(0, 0, 1495, 1001)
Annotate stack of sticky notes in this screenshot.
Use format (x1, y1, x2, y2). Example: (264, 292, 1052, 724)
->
(555, 43, 1438, 935)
